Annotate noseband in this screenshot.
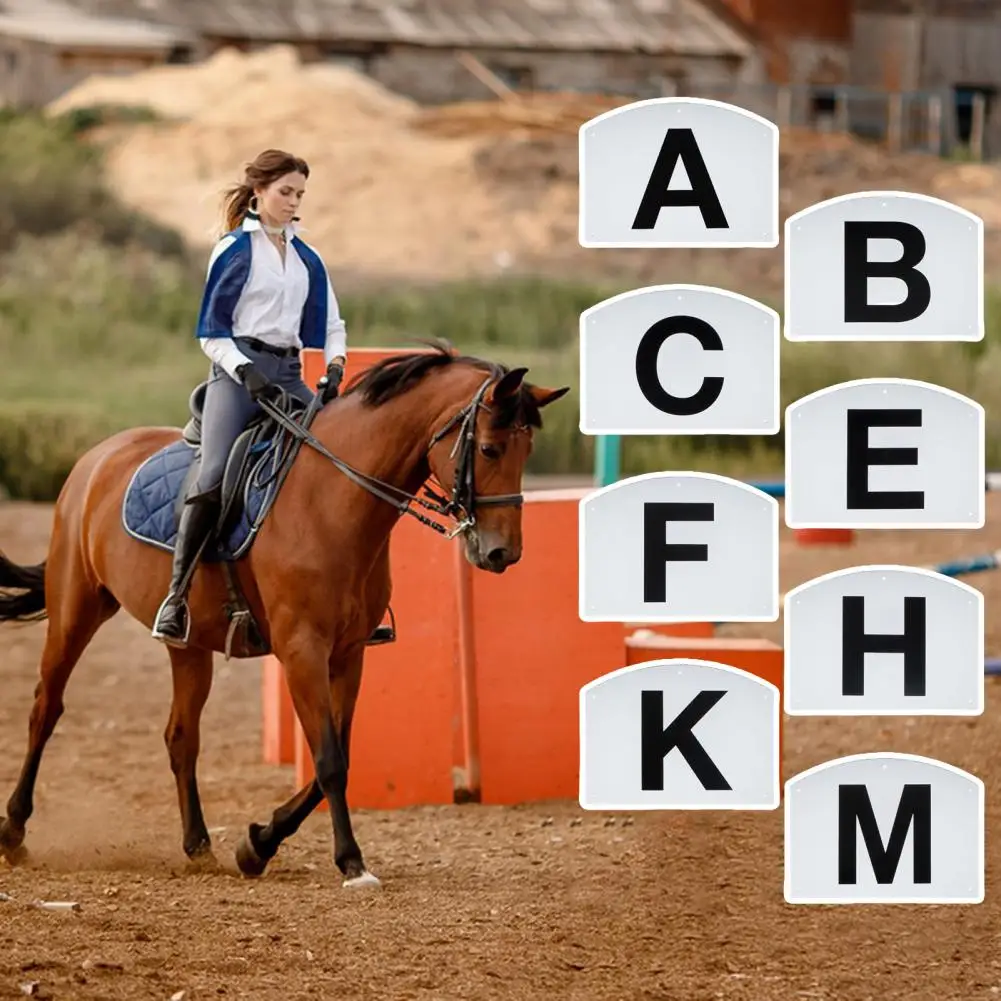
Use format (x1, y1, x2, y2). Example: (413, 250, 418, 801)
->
(257, 375, 525, 540)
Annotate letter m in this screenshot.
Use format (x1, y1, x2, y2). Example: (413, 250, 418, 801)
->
(838, 783, 931, 884)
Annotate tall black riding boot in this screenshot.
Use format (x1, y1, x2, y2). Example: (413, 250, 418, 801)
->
(151, 492, 220, 647)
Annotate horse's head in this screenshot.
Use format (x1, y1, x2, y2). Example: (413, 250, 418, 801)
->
(428, 364, 569, 573)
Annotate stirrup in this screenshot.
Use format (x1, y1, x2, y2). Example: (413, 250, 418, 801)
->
(151, 592, 191, 648)
(366, 608, 397, 646)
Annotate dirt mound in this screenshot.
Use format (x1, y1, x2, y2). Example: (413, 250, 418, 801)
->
(413, 90, 629, 138)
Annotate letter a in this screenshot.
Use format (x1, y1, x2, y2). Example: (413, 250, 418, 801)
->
(579, 98, 779, 248)
(632, 129, 727, 230)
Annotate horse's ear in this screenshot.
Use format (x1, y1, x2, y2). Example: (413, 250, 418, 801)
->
(528, 384, 570, 408)
(488, 367, 529, 402)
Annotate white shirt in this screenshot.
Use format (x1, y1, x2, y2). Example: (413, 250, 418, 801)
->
(200, 221, 348, 381)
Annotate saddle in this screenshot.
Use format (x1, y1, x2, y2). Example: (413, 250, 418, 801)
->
(178, 380, 306, 539)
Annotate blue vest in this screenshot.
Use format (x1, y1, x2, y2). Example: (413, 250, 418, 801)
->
(194, 228, 329, 350)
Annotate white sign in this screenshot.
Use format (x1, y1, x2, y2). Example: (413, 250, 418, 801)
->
(784, 565, 983, 715)
(579, 98, 779, 248)
(579, 659, 780, 810)
(784, 753, 984, 904)
(579, 472, 778, 622)
(784, 191, 983, 341)
(579, 285, 779, 435)
(785, 379, 984, 529)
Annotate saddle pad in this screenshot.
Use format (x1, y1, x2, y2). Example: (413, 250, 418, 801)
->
(121, 438, 274, 562)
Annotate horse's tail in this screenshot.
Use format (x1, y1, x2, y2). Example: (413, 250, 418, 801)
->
(0, 550, 47, 622)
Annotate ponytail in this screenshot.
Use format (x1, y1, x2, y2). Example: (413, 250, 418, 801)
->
(222, 182, 254, 234)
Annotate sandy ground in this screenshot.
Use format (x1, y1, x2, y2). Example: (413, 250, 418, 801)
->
(1, 496, 1001, 1000)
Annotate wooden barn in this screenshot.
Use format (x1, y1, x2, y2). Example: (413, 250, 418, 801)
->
(44, 0, 764, 106)
(850, 0, 1001, 154)
(0, 0, 192, 107)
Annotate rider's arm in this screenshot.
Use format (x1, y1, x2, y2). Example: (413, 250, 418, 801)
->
(196, 234, 254, 383)
(201, 337, 252, 382)
(323, 270, 347, 369)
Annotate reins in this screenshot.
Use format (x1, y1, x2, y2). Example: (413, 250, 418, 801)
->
(255, 373, 525, 539)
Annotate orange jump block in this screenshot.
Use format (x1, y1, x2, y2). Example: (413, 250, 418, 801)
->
(262, 655, 295, 766)
(624, 633, 785, 785)
(623, 621, 715, 639)
(793, 527, 855, 547)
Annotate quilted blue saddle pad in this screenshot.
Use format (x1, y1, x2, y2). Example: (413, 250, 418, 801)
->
(121, 438, 276, 562)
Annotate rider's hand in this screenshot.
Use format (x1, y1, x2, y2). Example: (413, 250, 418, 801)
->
(237, 363, 280, 403)
(319, 362, 344, 405)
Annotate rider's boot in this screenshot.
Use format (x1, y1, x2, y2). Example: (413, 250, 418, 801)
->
(151, 490, 220, 648)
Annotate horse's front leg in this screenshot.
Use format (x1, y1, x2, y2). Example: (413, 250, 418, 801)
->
(237, 643, 367, 882)
(262, 626, 374, 886)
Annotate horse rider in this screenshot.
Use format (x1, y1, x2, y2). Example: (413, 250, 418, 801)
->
(151, 148, 347, 647)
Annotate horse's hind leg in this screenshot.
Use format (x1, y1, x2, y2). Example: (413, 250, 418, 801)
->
(0, 577, 118, 863)
(235, 778, 323, 877)
(163, 646, 216, 866)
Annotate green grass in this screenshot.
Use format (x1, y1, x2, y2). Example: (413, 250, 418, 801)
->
(4, 237, 1001, 499)
(1, 106, 1000, 499)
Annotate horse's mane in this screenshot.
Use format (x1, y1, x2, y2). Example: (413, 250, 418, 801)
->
(342, 340, 545, 429)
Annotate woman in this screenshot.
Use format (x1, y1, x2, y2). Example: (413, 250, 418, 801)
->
(152, 148, 348, 647)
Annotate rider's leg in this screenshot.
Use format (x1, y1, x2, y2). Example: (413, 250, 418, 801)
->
(273, 353, 316, 409)
(152, 366, 260, 646)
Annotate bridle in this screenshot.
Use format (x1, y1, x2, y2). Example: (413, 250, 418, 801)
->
(256, 375, 526, 539)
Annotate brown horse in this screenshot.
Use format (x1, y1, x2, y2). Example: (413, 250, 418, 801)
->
(0, 344, 569, 888)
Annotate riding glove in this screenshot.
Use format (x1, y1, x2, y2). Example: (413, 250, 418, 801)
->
(236, 363, 280, 403)
(319, 362, 344, 404)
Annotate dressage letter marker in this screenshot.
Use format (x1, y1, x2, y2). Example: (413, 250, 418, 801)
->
(784, 754, 984, 904)
(578, 98, 779, 248)
(785, 379, 984, 528)
(579, 660, 779, 809)
(784, 192, 983, 341)
(579, 472, 778, 622)
(579, 285, 779, 435)
(784, 566, 983, 715)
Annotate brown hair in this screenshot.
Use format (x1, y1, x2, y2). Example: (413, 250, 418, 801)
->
(221, 148, 310, 233)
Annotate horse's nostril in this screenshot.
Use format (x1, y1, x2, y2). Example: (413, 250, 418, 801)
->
(487, 547, 508, 567)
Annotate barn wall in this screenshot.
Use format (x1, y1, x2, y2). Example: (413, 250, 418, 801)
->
(365, 45, 757, 104)
(0, 36, 166, 107)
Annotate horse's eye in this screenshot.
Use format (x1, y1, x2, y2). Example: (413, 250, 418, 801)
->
(480, 443, 501, 459)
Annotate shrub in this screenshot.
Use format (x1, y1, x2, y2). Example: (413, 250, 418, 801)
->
(0, 109, 185, 257)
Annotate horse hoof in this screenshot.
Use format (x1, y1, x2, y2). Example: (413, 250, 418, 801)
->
(235, 832, 267, 878)
(343, 869, 381, 890)
(185, 848, 221, 874)
(0, 819, 27, 866)
(0, 843, 28, 867)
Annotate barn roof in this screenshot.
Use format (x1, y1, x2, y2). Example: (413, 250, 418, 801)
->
(0, 0, 190, 48)
(60, 0, 754, 57)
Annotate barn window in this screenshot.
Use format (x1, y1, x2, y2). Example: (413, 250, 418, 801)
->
(810, 88, 836, 118)
(953, 84, 996, 144)
(488, 65, 535, 91)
